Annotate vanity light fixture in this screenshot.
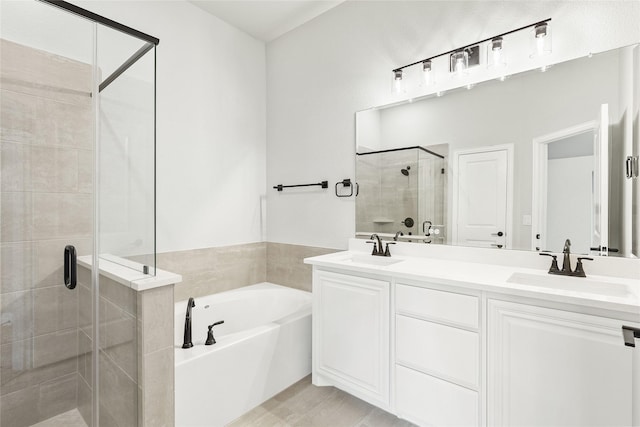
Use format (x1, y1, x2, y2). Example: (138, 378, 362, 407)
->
(488, 36, 506, 68)
(391, 18, 551, 93)
(530, 22, 552, 58)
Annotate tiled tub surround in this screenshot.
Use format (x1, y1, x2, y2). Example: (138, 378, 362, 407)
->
(77, 257, 181, 427)
(157, 242, 337, 301)
(0, 39, 93, 426)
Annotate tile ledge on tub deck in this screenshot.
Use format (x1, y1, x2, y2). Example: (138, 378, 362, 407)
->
(77, 254, 182, 291)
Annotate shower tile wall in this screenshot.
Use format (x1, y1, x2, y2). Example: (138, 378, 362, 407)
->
(0, 39, 92, 426)
(356, 150, 420, 235)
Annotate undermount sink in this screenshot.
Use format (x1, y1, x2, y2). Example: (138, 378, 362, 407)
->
(507, 272, 633, 298)
(338, 254, 405, 267)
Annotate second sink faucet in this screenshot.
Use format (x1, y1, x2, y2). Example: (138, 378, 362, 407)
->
(539, 238, 593, 277)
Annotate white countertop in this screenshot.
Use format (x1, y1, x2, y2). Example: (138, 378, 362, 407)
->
(305, 250, 640, 315)
(78, 254, 182, 291)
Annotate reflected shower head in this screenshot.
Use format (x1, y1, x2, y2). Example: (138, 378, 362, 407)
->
(401, 166, 410, 176)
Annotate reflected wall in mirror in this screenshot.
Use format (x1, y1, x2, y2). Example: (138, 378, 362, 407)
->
(355, 44, 640, 257)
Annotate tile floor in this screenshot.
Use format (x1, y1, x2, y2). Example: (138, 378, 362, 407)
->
(229, 375, 416, 427)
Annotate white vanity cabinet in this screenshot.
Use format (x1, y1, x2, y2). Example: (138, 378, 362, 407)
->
(312, 269, 390, 409)
(488, 299, 640, 427)
(394, 283, 481, 427)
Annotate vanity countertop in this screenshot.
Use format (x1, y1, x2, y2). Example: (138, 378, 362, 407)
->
(305, 250, 640, 315)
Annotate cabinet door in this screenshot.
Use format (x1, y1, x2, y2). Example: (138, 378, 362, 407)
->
(313, 270, 390, 407)
(488, 299, 637, 427)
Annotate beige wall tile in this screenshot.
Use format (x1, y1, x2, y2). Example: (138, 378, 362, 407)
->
(99, 351, 137, 427)
(1, 39, 91, 100)
(267, 243, 337, 292)
(37, 373, 78, 422)
(35, 98, 91, 149)
(1, 142, 31, 191)
(31, 146, 79, 192)
(1, 242, 33, 294)
(33, 286, 78, 336)
(0, 89, 37, 144)
(33, 329, 78, 369)
(1, 338, 76, 397)
(0, 373, 77, 427)
(139, 286, 173, 356)
(99, 275, 136, 316)
(141, 348, 173, 427)
(1, 191, 32, 242)
(32, 193, 91, 240)
(77, 330, 92, 388)
(77, 375, 92, 427)
(0, 290, 33, 345)
(163, 242, 266, 301)
(77, 149, 93, 194)
(77, 282, 92, 339)
(1, 384, 42, 427)
(100, 301, 136, 381)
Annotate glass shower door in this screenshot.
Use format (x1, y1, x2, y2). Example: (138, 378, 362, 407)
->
(1, 2, 156, 426)
(1, 2, 96, 426)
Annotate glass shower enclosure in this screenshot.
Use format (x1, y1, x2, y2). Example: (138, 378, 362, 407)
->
(356, 146, 446, 242)
(1, 1, 156, 425)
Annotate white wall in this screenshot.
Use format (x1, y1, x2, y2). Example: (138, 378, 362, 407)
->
(266, 1, 640, 250)
(76, 0, 267, 253)
(547, 156, 593, 255)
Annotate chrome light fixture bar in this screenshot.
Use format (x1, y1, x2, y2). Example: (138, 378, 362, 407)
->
(392, 18, 551, 75)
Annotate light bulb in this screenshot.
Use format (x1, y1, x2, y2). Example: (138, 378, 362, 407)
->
(487, 37, 506, 68)
(392, 69, 405, 94)
(530, 22, 552, 58)
(421, 60, 434, 87)
(450, 50, 468, 77)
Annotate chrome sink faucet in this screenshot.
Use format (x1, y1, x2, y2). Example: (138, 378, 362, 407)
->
(539, 239, 593, 277)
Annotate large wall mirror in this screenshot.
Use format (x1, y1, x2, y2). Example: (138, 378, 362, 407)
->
(355, 43, 640, 257)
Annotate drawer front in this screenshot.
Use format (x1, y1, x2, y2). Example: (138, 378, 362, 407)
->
(396, 365, 478, 427)
(396, 283, 478, 329)
(396, 315, 479, 388)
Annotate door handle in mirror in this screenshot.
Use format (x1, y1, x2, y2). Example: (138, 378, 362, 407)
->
(491, 243, 504, 249)
(64, 245, 77, 290)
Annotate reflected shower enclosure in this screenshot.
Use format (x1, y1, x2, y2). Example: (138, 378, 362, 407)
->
(356, 146, 446, 242)
(1, 1, 157, 426)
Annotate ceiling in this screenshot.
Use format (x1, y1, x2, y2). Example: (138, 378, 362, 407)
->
(188, 1, 344, 42)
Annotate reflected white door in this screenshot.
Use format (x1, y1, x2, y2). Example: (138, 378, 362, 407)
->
(453, 147, 510, 248)
(593, 104, 609, 255)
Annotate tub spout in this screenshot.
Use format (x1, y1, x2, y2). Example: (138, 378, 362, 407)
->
(182, 297, 196, 349)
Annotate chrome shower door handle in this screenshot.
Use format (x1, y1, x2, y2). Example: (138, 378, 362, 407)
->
(64, 245, 77, 290)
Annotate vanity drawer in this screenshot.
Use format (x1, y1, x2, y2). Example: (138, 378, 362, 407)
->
(396, 365, 478, 427)
(396, 283, 479, 329)
(396, 314, 479, 388)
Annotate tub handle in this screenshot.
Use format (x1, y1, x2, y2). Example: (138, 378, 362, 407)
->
(205, 321, 225, 345)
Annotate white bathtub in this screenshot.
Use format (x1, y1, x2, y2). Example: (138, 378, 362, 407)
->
(174, 283, 312, 426)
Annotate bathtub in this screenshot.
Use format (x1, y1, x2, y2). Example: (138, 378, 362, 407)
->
(174, 283, 312, 426)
